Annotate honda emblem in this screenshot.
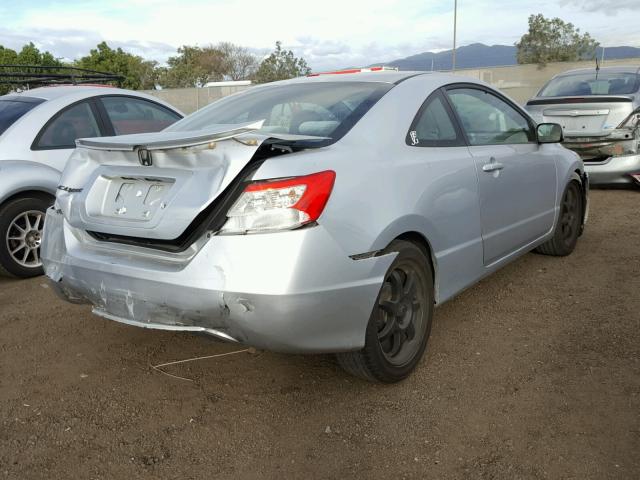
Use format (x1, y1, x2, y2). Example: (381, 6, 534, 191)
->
(138, 149, 152, 166)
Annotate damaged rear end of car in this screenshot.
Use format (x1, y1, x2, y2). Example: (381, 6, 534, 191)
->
(526, 67, 640, 186)
(41, 80, 398, 354)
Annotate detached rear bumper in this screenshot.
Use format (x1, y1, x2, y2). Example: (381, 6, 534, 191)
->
(584, 154, 640, 186)
(41, 208, 393, 353)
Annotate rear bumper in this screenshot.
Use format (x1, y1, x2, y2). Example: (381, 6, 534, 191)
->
(584, 154, 640, 186)
(41, 208, 394, 353)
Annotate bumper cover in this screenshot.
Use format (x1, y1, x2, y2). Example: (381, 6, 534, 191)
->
(42, 208, 394, 353)
(583, 154, 640, 185)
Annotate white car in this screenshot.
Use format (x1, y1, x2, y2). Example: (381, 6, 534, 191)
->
(0, 86, 183, 277)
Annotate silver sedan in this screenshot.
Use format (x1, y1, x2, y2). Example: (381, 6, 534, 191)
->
(42, 71, 587, 382)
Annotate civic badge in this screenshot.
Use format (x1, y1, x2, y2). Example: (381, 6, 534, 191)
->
(138, 148, 153, 166)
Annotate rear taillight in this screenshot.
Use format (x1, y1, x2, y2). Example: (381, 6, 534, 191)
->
(220, 170, 336, 234)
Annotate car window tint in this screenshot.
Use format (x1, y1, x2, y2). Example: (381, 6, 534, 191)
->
(447, 88, 534, 146)
(101, 97, 180, 135)
(36, 101, 100, 149)
(166, 82, 393, 145)
(407, 94, 458, 145)
(0, 98, 45, 136)
(539, 72, 640, 96)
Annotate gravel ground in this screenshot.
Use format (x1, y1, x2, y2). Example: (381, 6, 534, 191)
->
(1, 189, 639, 480)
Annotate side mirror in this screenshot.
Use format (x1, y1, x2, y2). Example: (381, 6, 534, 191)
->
(537, 123, 563, 143)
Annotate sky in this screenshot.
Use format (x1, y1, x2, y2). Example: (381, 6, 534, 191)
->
(1, 0, 639, 71)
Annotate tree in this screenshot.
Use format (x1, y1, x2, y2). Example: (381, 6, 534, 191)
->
(158, 45, 226, 88)
(158, 43, 259, 88)
(75, 42, 158, 90)
(516, 14, 599, 66)
(253, 41, 311, 84)
(0, 43, 64, 94)
(217, 42, 259, 81)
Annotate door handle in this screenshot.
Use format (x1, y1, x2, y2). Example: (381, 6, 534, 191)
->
(482, 161, 504, 172)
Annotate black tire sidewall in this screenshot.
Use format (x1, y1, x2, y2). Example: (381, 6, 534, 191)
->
(362, 241, 435, 383)
(0, 195, 52, 278)
(555, 181, 583, 254)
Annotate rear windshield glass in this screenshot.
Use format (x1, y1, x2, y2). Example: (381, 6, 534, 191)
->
(167, 82, 393, 145)
(0, 98, 45, 136)
(539, 72, 640, 97)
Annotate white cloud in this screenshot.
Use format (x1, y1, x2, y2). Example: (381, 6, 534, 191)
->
(1, 0, 639, 70)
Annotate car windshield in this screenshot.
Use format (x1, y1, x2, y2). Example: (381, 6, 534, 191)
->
(167, 81, 393, 145)
(539, 72, 640, 97)
(0, 97, 45, 136)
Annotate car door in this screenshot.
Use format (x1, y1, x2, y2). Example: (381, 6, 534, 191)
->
(445, 85, 557, 265)
(97, 96, 181, 135)
(31, 99, 104, 172)
(404, 89, 484, 301)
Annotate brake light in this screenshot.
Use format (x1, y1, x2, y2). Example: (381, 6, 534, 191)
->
(220, 171, 336, 234)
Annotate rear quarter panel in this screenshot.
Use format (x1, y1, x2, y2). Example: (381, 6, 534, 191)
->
(254, 75, 486, 302)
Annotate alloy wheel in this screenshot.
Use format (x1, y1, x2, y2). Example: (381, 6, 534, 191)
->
(6, 210, 44, 269)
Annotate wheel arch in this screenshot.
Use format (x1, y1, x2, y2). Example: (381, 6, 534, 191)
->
(0, 160, 59, 207)
(385, 230, 439, 304)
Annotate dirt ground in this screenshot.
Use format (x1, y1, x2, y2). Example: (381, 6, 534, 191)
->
(1, 189, 638, 480)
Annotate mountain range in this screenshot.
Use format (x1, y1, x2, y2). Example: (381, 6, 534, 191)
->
(374, 43, 640, 71)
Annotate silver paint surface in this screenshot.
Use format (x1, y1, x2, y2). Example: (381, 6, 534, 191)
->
(42, 72, 585, 353)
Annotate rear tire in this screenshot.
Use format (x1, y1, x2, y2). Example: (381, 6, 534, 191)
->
(337, 240, 434, 383)
(0, 194, 53, 278)
(535, 180, 583, 257)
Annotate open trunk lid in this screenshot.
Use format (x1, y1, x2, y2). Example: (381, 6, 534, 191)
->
(56, 121, 325, 241)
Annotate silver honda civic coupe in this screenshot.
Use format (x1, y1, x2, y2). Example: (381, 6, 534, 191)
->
(41, 71, 588, 382)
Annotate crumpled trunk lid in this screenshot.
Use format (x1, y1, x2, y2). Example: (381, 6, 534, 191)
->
(55, 121, 300, 241)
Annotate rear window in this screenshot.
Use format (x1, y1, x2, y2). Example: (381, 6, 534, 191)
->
(0, 97, 45, 136)
(167, 82, 393, 145)
(539, 72, 640, 97)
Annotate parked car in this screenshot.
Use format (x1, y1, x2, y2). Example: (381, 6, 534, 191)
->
(525, 66, 640, 187)
(0, 86, 183, 278)
(41, 71, 588, 382)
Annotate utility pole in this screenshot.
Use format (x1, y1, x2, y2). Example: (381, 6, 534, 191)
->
(452, 0, 458, 72)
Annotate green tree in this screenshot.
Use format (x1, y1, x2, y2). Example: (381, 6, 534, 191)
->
(158, 43, 258, 88)
(516, 14, 599, 66)
(253, 41, 311, 84)
(0, 43, 64, 94)
(75, 41, 158, 90)
(158, 45, 224, 88)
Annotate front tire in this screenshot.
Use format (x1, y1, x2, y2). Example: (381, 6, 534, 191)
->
(535, 180, 583, 257)
(0, 194, 53, 278)
(337, 240, 435, 383)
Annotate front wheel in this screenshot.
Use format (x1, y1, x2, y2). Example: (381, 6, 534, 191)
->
(337, 240, 434, 383)
(0, 194, 53, 278)
(535, 180, 583, 257)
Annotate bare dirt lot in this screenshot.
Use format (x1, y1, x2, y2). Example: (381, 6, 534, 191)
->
(1, 189, 639, 480)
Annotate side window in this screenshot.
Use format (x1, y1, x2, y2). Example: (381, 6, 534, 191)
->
(35, 101, 100, 149)
(406, 92, 460, 147)
(447, 88, 535, 145)
(101, 97, 181, 135)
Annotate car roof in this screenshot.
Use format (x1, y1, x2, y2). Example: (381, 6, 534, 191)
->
(280, 70, 432, 85)
(1, 85, 183, 116)
(556, 65, 640, 77)
(5, 85, 153, 101)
